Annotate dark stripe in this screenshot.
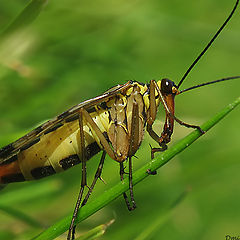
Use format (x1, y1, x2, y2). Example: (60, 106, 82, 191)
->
(99, 101, 108, 110)
(0, 154, 18, 166)
(142, 107, 147, 124)
(0, 144, 14, 158)
(44, 123, 63, 135)
(88, 106, 96, 113)
(65, 114, 79, 123)
(58, 111, 70, 119)
(1, 173, 25, 183)
(59, 154, 81, 170)
(85, 141, 101, 160)
(59, 142, 101, 170)
(108, 110, 112, 122)
(33, 126, 43, 134)
(20, 137, 40, 151)
(102, 132, 109, 142)
(136, 81, 145, 86)
(31, 166, 56, 179)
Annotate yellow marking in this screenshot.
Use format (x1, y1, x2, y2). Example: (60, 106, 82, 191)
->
(139, 84, 148, 95)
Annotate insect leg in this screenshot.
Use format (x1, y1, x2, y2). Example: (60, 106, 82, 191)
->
(81, 108, 116, 161)
(127, 100, 140, 210)
(171, 115, 204, 134)
(68, 105, 120, 239)
(119, 158, 136, 211)
(128, 156, 136, 210)
(71, 152, 106, 239)
(81, 151, 106, 207)
(153, 80, 204, 133)
(67, 110, 87, 240)
(119, 100, 139, 210)
(81, 107, 139, 210)
(148, 80, 204, 158)
(119, 162, 132, 209)
(147, 80, 168, 157)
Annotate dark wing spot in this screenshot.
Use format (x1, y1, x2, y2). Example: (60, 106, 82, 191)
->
(20, 137, 40, 151)
(65, 114, 79, 123)
(58, 111, 70, 119)
(88, 107, 96, 113)
(1, 173, 25, 183)
(33, 126, 43, 134)
(99, 101, 108, 110)
(0, 144, 14, 158)
(44, 123, 63, 135)
(31, 166, 56, 179)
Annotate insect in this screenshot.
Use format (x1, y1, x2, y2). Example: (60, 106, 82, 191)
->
(0, 1, 239, 239)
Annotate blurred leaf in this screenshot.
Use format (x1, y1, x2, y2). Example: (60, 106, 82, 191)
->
(0, 180, 61, 205)
(0, 205, 43, 228)
(0, 0, 47, 78)
(134, 189, 188, 240)
(0, 0, 48, 37)
(0, 230, 15, 240)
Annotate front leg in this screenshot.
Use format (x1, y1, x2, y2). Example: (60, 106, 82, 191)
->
(147, 118, 171, 159)
(146, 80, 173, 159)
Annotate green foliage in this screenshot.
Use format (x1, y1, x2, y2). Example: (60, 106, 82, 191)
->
(0, 0, 239, 240)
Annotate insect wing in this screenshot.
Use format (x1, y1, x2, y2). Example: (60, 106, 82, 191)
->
(0, 81, 133, 164)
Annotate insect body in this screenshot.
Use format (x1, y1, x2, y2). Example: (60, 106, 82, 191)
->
(0, 80, 178, 184)
(0, 0, 239, 239)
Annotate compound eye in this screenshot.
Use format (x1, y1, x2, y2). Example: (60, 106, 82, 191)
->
(161, 78, 173, 94)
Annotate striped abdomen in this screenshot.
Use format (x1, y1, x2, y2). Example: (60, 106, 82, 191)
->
(0, 81, 150, 184)
(0, 109, 110, 184)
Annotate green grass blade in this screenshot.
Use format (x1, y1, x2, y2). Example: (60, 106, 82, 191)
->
(0, 0, 48, 37)
(32, 96, 240, 240)
(75, 219, 114, 240)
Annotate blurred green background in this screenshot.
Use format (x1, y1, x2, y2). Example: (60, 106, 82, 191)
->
(0, 0, 240, 239)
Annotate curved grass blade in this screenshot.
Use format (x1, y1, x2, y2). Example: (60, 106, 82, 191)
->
(0, 180, 61, 205)
(0, 205, 43, 228)
(32, 96, 240, 240)
(75, 219, 114, 240)
(0, 0, 48, 37)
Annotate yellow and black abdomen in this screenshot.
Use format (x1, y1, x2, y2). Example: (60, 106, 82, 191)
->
(0, 109, 110, 184)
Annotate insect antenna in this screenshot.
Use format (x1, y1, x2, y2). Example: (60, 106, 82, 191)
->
(177, 0, 239, 89)
(178, 76, 240, 94)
